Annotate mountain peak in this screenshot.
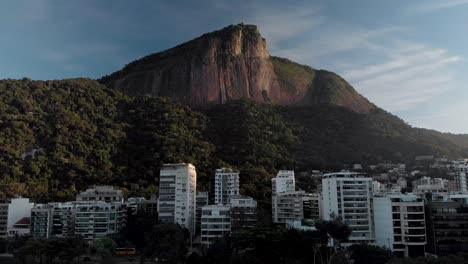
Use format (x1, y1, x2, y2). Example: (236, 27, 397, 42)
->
(101, 24, 375, 113)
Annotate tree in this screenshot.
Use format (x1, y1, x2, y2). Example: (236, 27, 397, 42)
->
(94, 237, 116, 258)
(142, 223, 187, 264)
(349, 244, 392, 264)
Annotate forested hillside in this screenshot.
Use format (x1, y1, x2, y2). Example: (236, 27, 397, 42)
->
(0, 78, 466, 202)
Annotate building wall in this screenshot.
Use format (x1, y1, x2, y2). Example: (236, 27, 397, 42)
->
(31, 205, 53, 238)
(374, 197, 394, 250)
(429, 197, 468, 255)
(214, 169, 239, 205)
(74, 202, 127, 241)
(158, 163, 197, 235)
(201, 205, 231, 246)
(272, 191, 304, 224)
(374, 194, 426, 257)
(230, 195, 257, 231)
(322, 172, 374, 243)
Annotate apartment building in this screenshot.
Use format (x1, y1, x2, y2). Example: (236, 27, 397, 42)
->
(196, 192, 209, 234)
(455, 165, 468, 192)
(74, 202, 127, 241)
(322, 172, 374, 244)
(31, 204, 54, 238)
(158, 163, 197, 235)
(302, 193, 322, 221)
(412, 177, 448, 193)
(76, 186, 124, 202)
(374, 194, 426, 257)
(31, 202, 75, 239)
(429, 193, 468, 255)
(214, 168, 239, 205)
(272, 170, 295, 194)
(271, 170, 304, 224)
(272, 191, 305, 224)
(230, 195, 257, 231)
(200, 205, 231, 246)
(0, 198, 34, 238)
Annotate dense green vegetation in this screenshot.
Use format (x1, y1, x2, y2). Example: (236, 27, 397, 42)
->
(0, 78, 466, 201)
(0, 79, 215, 200)
(271, 56, 315, 93)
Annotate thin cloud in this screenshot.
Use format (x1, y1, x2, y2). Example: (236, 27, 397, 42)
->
(243, 2, 463, 114)
(408, 0, 468, 14)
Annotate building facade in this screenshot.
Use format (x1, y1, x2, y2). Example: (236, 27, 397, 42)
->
(272, 170, 295, 194)
(455, 165, 468, 192)
(302, 193, 322, 221)
(200, 205, 231, 246)
(374, 194, 426, 257)
(322, 172, 374, 244)
(74, 202, 127, 241)
(158, 163, 197, 235)
(429, 193, 468, 255)
(412, 177, 448, 193)
(196, 192, 209, 234)
(214, 168, 239, 205)
(230, 195, 257, 231)
(272, 191, 305, 224)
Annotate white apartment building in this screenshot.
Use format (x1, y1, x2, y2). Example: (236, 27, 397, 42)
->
(272, 170, 295, 194)
(158, 163, 197, 235)
(374, 194, 426, 257)
(74, 201, 127, 241)
(76, 186, 124, 202)
(0, 198, 34, 238)
(200, 205, 231, 246)
(412, 177, 448, 193)
(214, 168, 239, 205)
(322, 172, 374, 244)
(455, 165, 468, 192)
(271, 170, 304, 224)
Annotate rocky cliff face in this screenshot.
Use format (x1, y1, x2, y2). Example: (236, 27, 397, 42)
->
(101, 24, 375, 113)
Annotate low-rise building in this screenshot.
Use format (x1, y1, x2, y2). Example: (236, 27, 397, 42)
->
(412, 177, 448, 194)
(374, 194, 426, 257)
(200, 205, 231, 246)
(0, 198, 34, 238)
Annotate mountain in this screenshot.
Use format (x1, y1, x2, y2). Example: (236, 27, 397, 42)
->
(101, 24, 375, 113)
(1, 25, 467, 202)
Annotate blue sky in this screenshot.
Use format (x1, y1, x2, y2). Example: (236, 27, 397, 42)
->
(1, 0, 467, 133)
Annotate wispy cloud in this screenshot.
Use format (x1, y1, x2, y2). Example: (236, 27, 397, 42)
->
(240, 2, 463, 114)
(408, 0, 468, 14)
